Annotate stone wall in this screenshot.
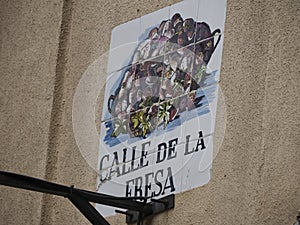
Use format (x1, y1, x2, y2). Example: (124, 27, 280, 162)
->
(0, 0, 299, 224)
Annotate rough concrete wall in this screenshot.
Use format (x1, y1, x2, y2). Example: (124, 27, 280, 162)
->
(0, 1, 299, 225)
(0, 0, 63, 224)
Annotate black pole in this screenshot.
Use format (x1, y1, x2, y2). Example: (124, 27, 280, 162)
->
(77, 189, 152, 214)
(0, 171, 111, 224)
(69, 192, 110, 225)
(0, 171, 151, 214)
(0, 171, 70, 197)
(0, 171, 175, 225)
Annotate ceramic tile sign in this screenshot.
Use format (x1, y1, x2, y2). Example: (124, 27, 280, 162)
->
(97, 0, 226, 216)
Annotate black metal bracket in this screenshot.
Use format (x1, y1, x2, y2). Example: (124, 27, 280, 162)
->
(0, 171, 174, 225)
(124, 194, 175, 224)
